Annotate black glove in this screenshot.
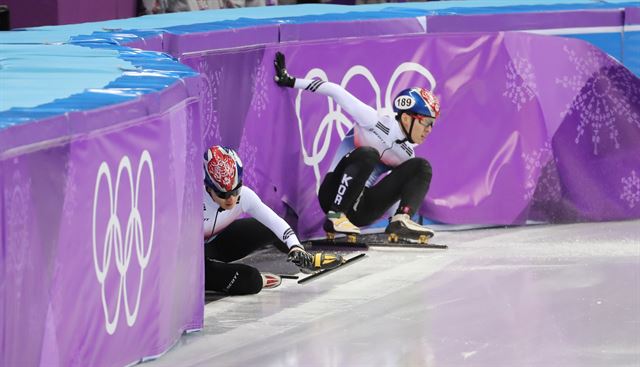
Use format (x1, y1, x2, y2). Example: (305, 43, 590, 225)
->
(274, 51, 296, 88)
(287, 246, 344, 273)
(287, 246, 313, 269)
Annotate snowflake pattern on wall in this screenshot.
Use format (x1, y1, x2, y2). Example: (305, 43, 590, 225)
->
(251, 62, 269, 118)
(238, 137, 258, 189)
(503, 55, 538, 111)
(6, 165, 31, 305)
(620, 170, 640, 209)
(535, 156, 562, 204)
(61, 158, 78, 225)
(198, 60, 223, 145)
(167, 124, 178, 193)
(7, 167, 30, 248)
(556, 45, 640, 155)
(521, 142, 559, 201)
(183, 104, 199, 221)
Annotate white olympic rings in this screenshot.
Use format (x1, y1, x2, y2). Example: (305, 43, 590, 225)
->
(92, 150, 156, 335)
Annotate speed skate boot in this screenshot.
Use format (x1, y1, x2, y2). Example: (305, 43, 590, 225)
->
(261, 273, 282, 289)
(323, 211, 360, 243)
(302, 252, 345, 274)
(385, 213, 435, 244)
(288, 248, 345, 274)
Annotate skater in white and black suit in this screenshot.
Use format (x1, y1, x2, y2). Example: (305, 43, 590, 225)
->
(203, 145, 341, 295)
(274, 52, 440, 239)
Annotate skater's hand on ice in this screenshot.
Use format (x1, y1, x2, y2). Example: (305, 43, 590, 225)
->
(288, 247, 344, 273)
(274, 52, 295, 88)
(287, 246, 313, 269)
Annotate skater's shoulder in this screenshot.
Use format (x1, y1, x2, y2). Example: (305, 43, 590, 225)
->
(374, 111, 396, 126)
(237, 185, 261, 208)
(239, 185, 258, 197)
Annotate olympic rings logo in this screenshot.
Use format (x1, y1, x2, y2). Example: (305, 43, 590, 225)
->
(92, 150, 156, 335)
(294, 62, 437, 191)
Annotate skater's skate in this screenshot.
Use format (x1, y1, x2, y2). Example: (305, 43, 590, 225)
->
(261, 273, 282, 289)
(287, 247, 344, 274)
(385, 213, 434, 244)
(323, 211, 360, 243)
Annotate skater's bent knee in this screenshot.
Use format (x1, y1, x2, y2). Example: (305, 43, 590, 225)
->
(225, 264, 263, 295)
(409, 157, 432, 177)
(352, 146, 380, 162)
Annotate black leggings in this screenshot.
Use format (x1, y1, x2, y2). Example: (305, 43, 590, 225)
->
(318, 147, 432, 227)
(205, 218, 287, 295)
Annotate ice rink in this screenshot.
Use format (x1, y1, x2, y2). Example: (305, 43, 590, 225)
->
(147, 220, 639, 367)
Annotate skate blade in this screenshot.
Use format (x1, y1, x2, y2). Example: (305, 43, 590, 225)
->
(387, 233, 433, 244)
(298, 253, 366, 284)
(325, 232, 359, 243)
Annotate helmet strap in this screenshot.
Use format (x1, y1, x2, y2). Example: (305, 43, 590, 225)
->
(396, 112, 416, 144)
(408, 119, 417, 144)
(398, 113, 417, 144)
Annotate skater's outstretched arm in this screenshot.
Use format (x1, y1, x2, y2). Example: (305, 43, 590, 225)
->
(241, 187, 302, 250)
(274, 52, 378, 128)
(240, 186, 343, 272)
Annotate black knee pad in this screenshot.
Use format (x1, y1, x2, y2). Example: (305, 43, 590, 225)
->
(407, 157, 432, 180)
(205, 260, 263, 295)
(226, 264, 263, 295)
(349, 146, 380, 167)
(341, 147, 380, 183)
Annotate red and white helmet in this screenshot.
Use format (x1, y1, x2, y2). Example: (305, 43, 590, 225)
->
(203, 146, 243, 197)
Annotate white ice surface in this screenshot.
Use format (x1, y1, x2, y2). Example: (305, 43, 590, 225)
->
(145, 220, 640, 367)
